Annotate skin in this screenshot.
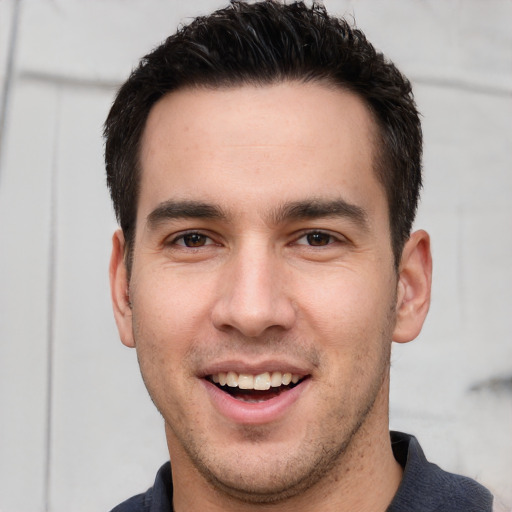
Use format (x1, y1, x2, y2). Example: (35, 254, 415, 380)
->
(110, 82, 432, 511)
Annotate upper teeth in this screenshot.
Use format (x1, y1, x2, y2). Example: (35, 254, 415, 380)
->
(211, 371, 301, 390)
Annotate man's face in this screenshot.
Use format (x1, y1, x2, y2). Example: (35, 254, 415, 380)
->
(113, 82, 407, 501)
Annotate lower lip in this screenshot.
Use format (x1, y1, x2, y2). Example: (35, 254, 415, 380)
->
(202, 378, 309, 425)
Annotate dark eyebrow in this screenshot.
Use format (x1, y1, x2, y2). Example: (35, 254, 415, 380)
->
(146, 200, 227, 229)
(146, 197, 368, 230)
(270, 198, 369, 229)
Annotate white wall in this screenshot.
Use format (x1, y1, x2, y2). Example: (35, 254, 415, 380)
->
(0, 1, 510, 510)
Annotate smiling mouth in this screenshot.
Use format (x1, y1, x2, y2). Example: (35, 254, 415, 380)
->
(206, 371, 308, 403)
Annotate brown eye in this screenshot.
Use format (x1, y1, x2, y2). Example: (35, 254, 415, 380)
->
(305, 232, 332, 246)
(179, 233, 209, 247)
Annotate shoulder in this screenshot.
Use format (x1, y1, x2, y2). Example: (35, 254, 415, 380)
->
(108, 462, 172, 512)
(109, 492, 150, 512)
(389, 432, 495, 512)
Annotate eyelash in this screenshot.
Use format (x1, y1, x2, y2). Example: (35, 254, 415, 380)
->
(169, 231, 216, 248)
(294, 230, 341, 247)
(167, 229, 343, 249)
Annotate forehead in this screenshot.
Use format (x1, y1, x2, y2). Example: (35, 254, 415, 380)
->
(138, 82, 385, 221)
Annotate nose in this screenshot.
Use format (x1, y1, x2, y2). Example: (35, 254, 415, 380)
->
(211, 244, 296, 338)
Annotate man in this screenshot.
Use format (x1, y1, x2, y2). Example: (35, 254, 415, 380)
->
(104, 1, 496, 510)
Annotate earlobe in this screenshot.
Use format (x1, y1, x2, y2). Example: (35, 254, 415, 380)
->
(393, 229, 432, 344)
(109, 229, 135, 348)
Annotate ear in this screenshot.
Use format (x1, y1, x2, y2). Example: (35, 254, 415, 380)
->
(109, 229, 135, 348)
(393, 229, 432, 343)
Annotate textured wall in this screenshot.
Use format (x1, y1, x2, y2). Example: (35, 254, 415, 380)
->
(0, 1, 510, 511)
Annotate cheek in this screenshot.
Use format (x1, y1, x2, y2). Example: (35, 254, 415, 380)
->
(297, 269, 395, 343)
(128, 279, 202, 393)
(132, 266, 214, 334)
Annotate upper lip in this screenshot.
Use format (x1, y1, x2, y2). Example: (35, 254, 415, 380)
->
(198, 359, 312, 378)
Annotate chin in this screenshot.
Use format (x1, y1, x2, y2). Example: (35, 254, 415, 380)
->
(198, 461, 323, 504)
(178, 430, 352, 505)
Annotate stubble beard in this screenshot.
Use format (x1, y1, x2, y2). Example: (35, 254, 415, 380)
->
(173, 390, 387, 506)
(134, 288, 397, 506)
(160, 335, 393, 506)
